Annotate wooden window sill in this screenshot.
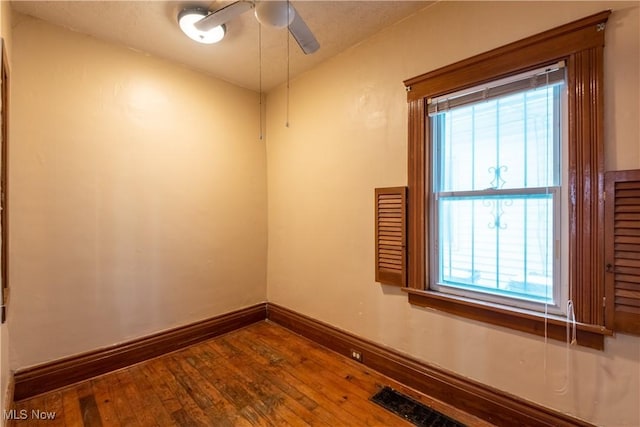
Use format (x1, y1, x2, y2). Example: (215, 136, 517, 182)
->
(403, 288, 612, 350)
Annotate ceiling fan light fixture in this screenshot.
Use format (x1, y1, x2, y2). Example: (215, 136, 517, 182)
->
(178, 8, 226, 44)
(255, 1, 295, 29)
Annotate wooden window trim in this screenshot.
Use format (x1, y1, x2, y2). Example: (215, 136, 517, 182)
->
(404, 11, 612, 349)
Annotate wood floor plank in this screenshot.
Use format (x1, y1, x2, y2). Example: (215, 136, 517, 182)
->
(170, 408, 198, 427)
(241, 324, 410, 426)
(207, 336, 313, 426)
(23, 395, 47, 427)
(136, 363, 186, 426)
(137, 363, 182, 411)
(105, 368, 141, 426)
(260, 322, 493, 426)
(90, 376, 121, 426)
(164, 352, 235, 427)
(259, 323, 427, 423)
(145, 354, 214, 426)
(60, 387, 84, 427)
(180, 345, 269, 427)
(115, 369, 160, 427)
(258, 323, 451, 425)
(258, 321, 493, 427)
(227, 330, 390, 426)
(178, 348, 249, 427)
(216, 332, 337, 426)
(165, 353, 215, 412)
(74, 381, 94, 400)
(78, 394, 103, 427)
(127, 365, 176, 427)
(11, 321, 491, 427)
(206, 339, 285, 426)
(43, 392, 65, 427)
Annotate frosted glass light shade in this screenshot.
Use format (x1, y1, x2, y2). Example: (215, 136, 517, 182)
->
(178, 9, 226, 44)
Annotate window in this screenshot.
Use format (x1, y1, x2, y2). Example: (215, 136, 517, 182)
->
(403, 11, 611, 349)
(430, 65, 566, 313)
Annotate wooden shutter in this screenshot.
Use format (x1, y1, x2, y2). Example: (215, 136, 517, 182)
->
(375, 187, 407, 286)
(605, 170, 640, 335)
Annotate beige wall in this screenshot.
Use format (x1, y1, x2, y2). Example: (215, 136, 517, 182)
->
(5, 1, 640, 425)
(9, 14, 267, 369)
(0, 0, 11, 420)
(266, 1, 640, 425)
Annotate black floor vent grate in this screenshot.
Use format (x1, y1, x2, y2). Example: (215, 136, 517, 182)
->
(370, 386, 466, 427)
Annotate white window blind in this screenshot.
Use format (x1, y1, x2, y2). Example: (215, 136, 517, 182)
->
(428, 62, 565, 115)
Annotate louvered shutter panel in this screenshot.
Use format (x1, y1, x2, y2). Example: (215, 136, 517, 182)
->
(375, 187, 407, 286)
(605, 170, 640, 335)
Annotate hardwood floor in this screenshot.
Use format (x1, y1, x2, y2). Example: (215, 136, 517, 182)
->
(9, 321, 492, 426)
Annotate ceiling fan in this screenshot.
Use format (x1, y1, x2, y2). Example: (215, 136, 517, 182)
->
(194, 1, 320, 54)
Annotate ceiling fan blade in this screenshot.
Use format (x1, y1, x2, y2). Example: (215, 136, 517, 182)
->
(288, 6, 320, 55)
(195, 1, 254, 31)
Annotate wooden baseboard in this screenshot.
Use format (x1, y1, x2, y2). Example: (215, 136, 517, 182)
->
(13, 303, 267, 401)
(266, 303, 592, 427)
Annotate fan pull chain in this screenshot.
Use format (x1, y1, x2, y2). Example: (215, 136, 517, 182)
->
(286, 0, 290, 128)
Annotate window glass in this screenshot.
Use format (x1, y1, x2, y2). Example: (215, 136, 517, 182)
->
(431, 81, 564, 310)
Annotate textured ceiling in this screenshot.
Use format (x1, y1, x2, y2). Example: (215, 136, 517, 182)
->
(12, 0, 432, 91)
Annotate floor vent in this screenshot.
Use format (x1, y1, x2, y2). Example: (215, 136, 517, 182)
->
(370, 386, 466, 427)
